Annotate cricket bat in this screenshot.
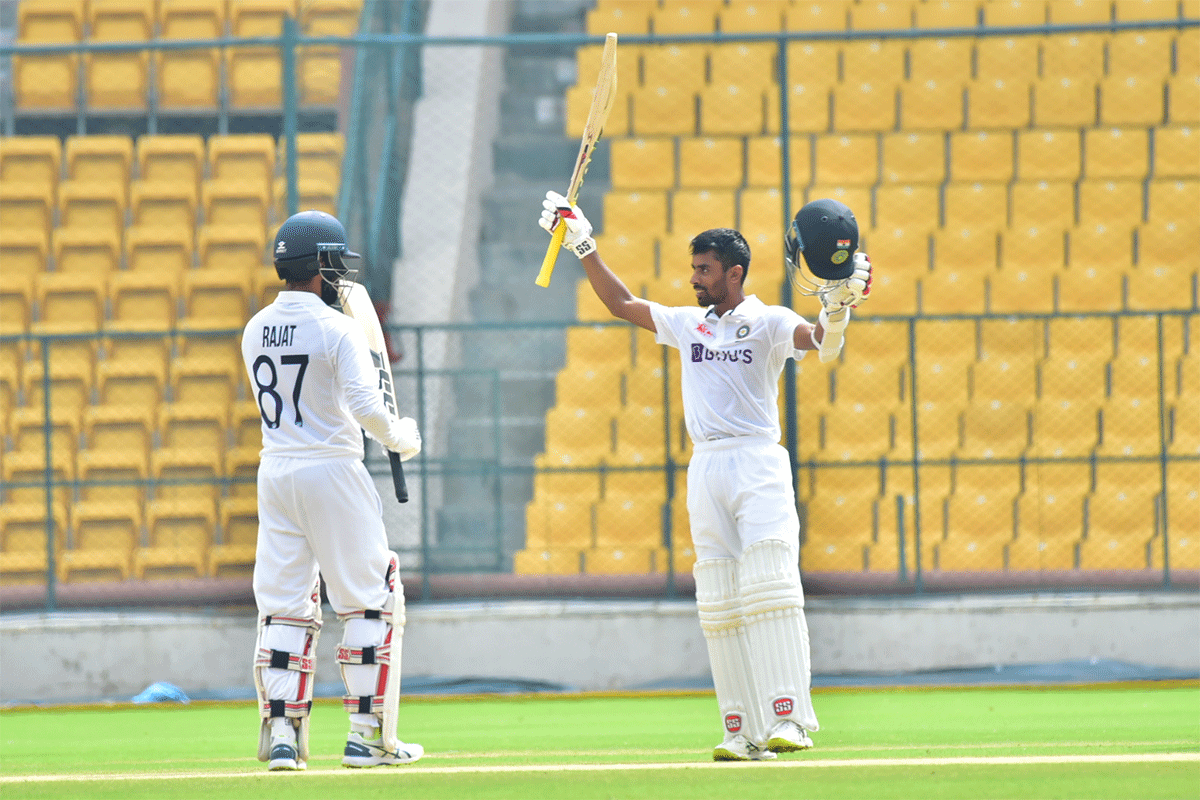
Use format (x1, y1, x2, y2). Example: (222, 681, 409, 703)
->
(339, 281, 409, 503)
(535, 32, 619, 288)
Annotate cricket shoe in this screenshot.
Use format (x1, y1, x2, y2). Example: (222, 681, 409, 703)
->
(712, 733, 778, 761)
(766, 720, 814, 753)
(342, 730, 424, 767)
(267, 736, 305, 771)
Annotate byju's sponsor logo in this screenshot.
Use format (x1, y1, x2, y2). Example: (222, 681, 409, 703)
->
(691, 344, 753, 364)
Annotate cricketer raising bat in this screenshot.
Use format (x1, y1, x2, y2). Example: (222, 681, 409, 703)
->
(339, 281, 409, 503)
(535, 31, 618, 288)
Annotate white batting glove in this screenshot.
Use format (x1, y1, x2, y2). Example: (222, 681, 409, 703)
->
(818, 252, 872, 310)
(539, 190, 596, 259)
(394, 416, 421, 462)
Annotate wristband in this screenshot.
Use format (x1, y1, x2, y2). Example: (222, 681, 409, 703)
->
(570, 236, 597, 259)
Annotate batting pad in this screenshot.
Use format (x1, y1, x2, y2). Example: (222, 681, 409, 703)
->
(254, 609, 322, 763)
(694, 558, 767, 744)
(738, 539, 819, 732)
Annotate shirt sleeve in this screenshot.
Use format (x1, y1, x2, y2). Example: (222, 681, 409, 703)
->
(334, 323, 412, 452)
(649, 302, 685, 350)
(772, 306, 810, 361)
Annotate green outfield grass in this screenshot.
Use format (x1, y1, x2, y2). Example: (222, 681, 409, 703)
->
(2, 684, 1197, 799)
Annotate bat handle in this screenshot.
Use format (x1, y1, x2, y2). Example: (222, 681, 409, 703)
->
(389, 450, 408, 503)
(536, 225, 566, 287)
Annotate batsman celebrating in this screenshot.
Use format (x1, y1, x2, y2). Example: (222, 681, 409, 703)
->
(242, 210, 424, 770)
(539, 193, 871, 761)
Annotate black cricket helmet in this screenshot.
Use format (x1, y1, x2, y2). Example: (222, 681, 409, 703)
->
(784, 198, 859, 292)
(273, 209, 360, 284)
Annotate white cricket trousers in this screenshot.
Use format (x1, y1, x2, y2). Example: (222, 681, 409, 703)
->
(253, 455, 395, 618)
(686, 436, 801, 560)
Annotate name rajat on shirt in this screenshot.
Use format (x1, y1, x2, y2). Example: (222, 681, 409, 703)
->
(262, 324, 298, 347)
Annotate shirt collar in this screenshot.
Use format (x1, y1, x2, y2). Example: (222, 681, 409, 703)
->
(705, 295, 764, 321)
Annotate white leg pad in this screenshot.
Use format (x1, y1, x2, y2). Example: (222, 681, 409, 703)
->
(738, 539, 820, 732)
(336, 552, 405, 753)
(694, 558, 766, 744)
(254, 600, 322, 763)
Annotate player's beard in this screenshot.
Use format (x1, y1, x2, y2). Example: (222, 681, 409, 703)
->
(694, 280, 725, 308)
(320, 278, 341, 307)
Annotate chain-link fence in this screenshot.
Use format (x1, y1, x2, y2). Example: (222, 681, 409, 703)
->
(1, 2, 1197, 609)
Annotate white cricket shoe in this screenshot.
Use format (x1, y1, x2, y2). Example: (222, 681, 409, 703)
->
(342, 730, 424, 767)
(713, 733, 778, 761)
(766, 720, 814, 753)
(267, 734, 305, 771)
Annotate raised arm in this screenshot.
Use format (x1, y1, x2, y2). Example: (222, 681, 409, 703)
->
(539, 191, 657, 334)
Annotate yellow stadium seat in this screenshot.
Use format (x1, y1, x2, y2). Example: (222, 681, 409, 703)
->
(633, 83, 700, 137)
(1126, 262, 1198, 311)
(57, 180, 126, 233)
(1015, 129, 1081, 182)
(298, 0, 360, 105)
(612, 404, 669, 466)
(1108, 349, 1160, 401)
(942, 182, 1007, 230)
(554, 361, 623, 412)
(532, 468, 602, 506)
(821, 403, 900, 462)
(513, 546, 586, 575)
(907, 38, 973, 83)
(1107, 29, 1175, 79)
(136, 497, 215, 579)
(980, 0, 1047, 26)
(592, 499, 665, 555)
(227, 0, 295, 109)
(0, 229, 49, 279)
(0, 502, 67, 586)
(813, 133, 879, 187)
(566, 324, 633, 369)
(198, 224, 267, 271)
(108, 270, 179, 331)
(536, 406, 613, 469)
(970, 352, 1038, 402)
(671, 189, 737, 235)
(0, 183, 53, 235)
(609, 138, 675, 191)
(832, 81, 898, 133)
(1099, 75, 1166, 127)
(1032, 398, 1101, 458)
(86, 0, 153, 109)
(136, 134, 206, 190)
(975, 35, 1040, 82)
(0, 136, 62, 187)
(1152, 125, 1200, 179)
(805, 183, 872, 222)
(158, 401, 229, 460)
(709, 42, 777, 89)
(880, 132, 945, 185)
(874, 184, 939, 232)
(209, 134, 277, 185)
(652, 0, 723, 34)
(1010, 180, 1075, 230)
(1147, 178, 1200, 226)
(948, 131, 1014, 184)
(210, 496, 260, 577)
(34, 272, 105, 332)
(1097, 396, 1161, 457)
(841, 40, 906, 87)
(280, 132, 346, 188)
(1112, 0, 1176, 20)
(782, 82, 833, 134)
(1031, 76, 1098, 128)
(1069, 222, 1135, 272)
(65, 135, 134, 189)
(849, 0, 916, 30)
(1040, 352, 1109, 408)
(1077, 178, 1145, 228)
(0, 273, 34, 334)
(14, 0, 81, 110)
(783, 41, 840, 88)
(97, 357, 168, 409)
(989, 264, 1056, 315)
(157, 0, 224, 109)
(784, 1, 852, 31)
(60, 500, 140, 582)
(586, 0, 652, 35)
(1007, 530, 1080, 572)
(23, 357, 92, 418)
(525, 496, 594, 549)
(802, 499, 876, 571)
(862, 226, 930, 276)
(202, 179, 270, 231)
(1169, 396, 1199, 456)
(565, 81, 631, 139)
(1083, 127, 1150, 180)
(700, 83, 769, 136)
(921, 267, 987, 315)
(898, 78, 966, 132)
(180, 269, 251, 328)
(124, 225, 194, 272)
(641, 42, 708, 88)
(965, 78, 1032, 130)
(129, 180, 199, 233)
(719, 1, 789, 32)
(1043, 33, 1107, 80)
(273, 176, 336, 218)
(677, 137, 743, 189)
(915, 0, 981, 27)
(151, 446, 223, 505)
(602, 190, 669, 236)
(82, 404, 155, 468)
(1057, 263, 1124, 313)
(913, 398, 963, 461)
(939, 507, 1014, 571)
(1167, 74, 1200, 125)
(1137, 218, 1199, 269)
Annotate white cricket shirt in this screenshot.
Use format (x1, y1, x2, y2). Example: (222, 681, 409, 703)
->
(241, 290, 408, 459)
(649, 295, 809, 443)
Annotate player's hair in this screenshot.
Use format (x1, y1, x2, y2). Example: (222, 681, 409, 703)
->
(691, 228, 751, 283)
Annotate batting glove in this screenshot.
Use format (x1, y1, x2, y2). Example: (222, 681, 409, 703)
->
(818, 253, 872, 310)
(539, 190, 596, 259)
(395, 416, 421, 462)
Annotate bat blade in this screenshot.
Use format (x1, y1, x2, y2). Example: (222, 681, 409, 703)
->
(339, 282, 409, 503)
(537, 32, 618, 288)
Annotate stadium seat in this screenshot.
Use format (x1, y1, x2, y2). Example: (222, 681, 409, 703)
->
(201, 180, 270, 231)
(821, 403, 899, 462)
(0, 502, 67, 586)
(1108, 349, 1160, 401)
(157, 0, 223, 108)
(938, 497, 1015, 571)
(586, 0, 652, 35)
(840, 40, 906, 88)
(1039, 352, 1109, 404)
(279, 132, 346, 189)
(136, 498, 215, 579)
(643, 44, 710, 91)
(709, 43, 776, 89)
(181, 269, 252, 328)
(554, 361, 624, 412)
(989, 263, 1056, 315)
(898, 79, 965, 132)
(60, 500, 140, 582)
(0, 136, 63, 188)
(1032, 398, 1100, 458)
(297, 0, 360, 105)
(130, 180, 199, 233)
(1015, 129, 1081, 182)
(965, 78, 1032, 130)
(718, 0, 789, 32)
(82, 405, 155, 472)
(921, 267, 987, 315)
(209, 135, 277, 186)
(609, 138, 675, 191)
(524, 496, 595, 550)
(1166, 74, 1200, 126)
(0, 273, 35, 333)
(948, 131, 1014, 184)
(1042, 33, 1106, 79)
(677, 137, 743, 190)
(833, 356, 907, 409)
(1068, 222, 1135, 272)
(226, 0, 295, 108)
(124, 225, 194, 272)
(980, 0, 1047, 27)
(671, 189, 737, 235)
(210, 496, 260, 577)
(942, 183, 1008, 230)
(1097, 396, 1161, 457)
(874, 184, 939, 232)
(1010, 181, 1075, 230)
(1078, 179, 1145, 229)
(170, 352, 241, 406)
(57, 180, 126, 233)
(801, 496, 876, 572)
(136, 134, 206, 190)
(957, 397, 1031, 460)
(66, 136, 134, 189)
(975, 37, 1040, 84)
(831, 82, 898, 133)
(151, 446, 223, 506)
(22, 356, 92, 417)
(0, 183, 54, 234)
(86, 0, 153, 110)
(970, 352, 1038, 403)
(1057, 263, 1122, 312)
(97, 357, 169, 409)
(536, 406, 614, 469)
(1126, 262, 1198, 311)
(652, 0, 722, 34)
(592, 497, 665, 556)
(1099, 75, 1166, 127)
(199, 225, 267, 271)
(34, 272, 105, 332)
(1146, 179, 1200, 226)
(783, 1, 851, 31)
(0, 230, 47, 280)
(1031, 76, 1098, 128)
(880, 132, 945, 185)
(914, 0, 980, 27)
(1107, 29, 1175, 80)
(52, 227, 120, 274)
(745, 138, 808, 188)
(813, 133, 879, 187)
(273, 176, 337, 218)
(631, 84, 697, 137)
(566, 81, 631, 140)
(1152, 126, 1200, 179)
(700, 83, 770, 136)
(862, 225, 930, 277)
(907, 38, 973, 84)
(14, 0, 81, 110)
(612, 405, 670, 466)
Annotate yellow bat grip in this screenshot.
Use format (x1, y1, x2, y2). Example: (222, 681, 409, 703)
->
(536, 224, 566, 287)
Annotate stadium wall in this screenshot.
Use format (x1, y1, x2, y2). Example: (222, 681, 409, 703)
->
(2, 592, 1197, 704)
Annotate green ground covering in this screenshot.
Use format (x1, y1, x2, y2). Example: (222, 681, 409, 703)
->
(1, 685, 1197, 800)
